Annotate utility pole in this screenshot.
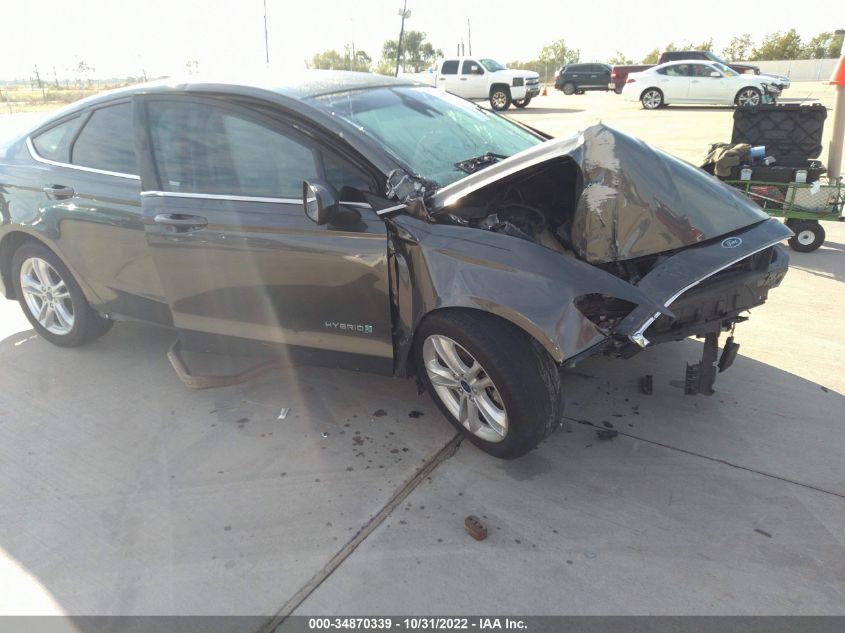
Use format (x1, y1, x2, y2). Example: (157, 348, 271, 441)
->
(263, 0, 270, 65)
(33, 65, 45, 101)
(394, 0, 410, 76)
(467, 19, 472, 56)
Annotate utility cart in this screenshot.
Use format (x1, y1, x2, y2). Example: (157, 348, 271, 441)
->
(704, 103, 843, 252)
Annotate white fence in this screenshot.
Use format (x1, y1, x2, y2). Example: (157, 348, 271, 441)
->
(738, 58, 839, 81)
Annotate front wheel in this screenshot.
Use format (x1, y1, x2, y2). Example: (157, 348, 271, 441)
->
(415, 311, 562, 459)
(641, 88, 663, 109)
(12, 242, 113, 347)
(513, 97, 531, 108)
(489, 87, 512, 111)
(735, 87, 761, 107)
(787, 220, 825, 252)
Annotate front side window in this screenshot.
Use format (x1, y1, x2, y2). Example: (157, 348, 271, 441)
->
(31, 115, 82, 162)
(690, 64, 716, 77)
(462, 61, 484, 75)
(313, 86, 542, 187)
(145, 100, 318, 198)
(72, 103, 137, 174)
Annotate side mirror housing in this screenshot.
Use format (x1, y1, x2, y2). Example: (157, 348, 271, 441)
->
(303, 180, 339, 225)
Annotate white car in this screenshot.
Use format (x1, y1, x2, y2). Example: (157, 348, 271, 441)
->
(622, 60, 781, 109)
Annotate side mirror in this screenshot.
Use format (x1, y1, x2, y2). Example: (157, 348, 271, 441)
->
(710, 71, 721, 78)
(303, 180, 339, 225)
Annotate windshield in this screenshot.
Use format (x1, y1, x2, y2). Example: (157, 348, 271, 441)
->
(312, 86, 542, 187)
(480, 58, 507, 72)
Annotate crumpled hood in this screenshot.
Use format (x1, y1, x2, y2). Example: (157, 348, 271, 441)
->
(431, 124, 770, 264)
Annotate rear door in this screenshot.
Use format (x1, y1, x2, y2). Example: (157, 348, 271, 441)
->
(438, 59, 460, 93)
(657, 63, 691, 101)
(132, 94, 394, 370)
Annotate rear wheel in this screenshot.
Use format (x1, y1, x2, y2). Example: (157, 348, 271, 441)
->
(735, 87, 761, 107)
(614, 86, 623, 95)
(562, 82, 576, 95)
(415, 311, 562, 459)
(787, 220, 825, 252)
(489, 86, 511, 111)
(513, 97, 531, 108)
(641, 88, 663, 109)
(12, 243, 113, 347)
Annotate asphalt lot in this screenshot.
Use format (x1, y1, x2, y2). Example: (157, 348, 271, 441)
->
(1, 82, 844, 620)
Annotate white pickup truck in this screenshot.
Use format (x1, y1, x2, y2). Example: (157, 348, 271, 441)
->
(405, 57, 541, 111)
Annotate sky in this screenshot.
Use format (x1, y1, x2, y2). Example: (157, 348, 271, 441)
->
(0, 0, 841, 80)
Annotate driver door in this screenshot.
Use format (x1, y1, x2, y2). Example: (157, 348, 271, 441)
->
(132, 94, 394, 371)
(458, 60, 487, 99)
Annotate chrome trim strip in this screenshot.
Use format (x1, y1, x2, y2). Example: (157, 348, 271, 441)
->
(628, 237, 784, 348)
(374, 203, 406, 216)
(141, 190, 372, 209)
(26, 137, 140, 181)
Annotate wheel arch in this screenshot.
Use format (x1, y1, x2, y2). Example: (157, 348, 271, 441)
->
(489, 82, 511, 96)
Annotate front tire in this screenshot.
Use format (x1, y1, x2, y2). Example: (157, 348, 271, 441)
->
(414, 311, 562, 459)
(489, 86, 512, 111)
(12, 242, 113, 347)
(513, 97, 531, 108)
(787, 220, 825, 252)
(641, 88, 663, 109)
(735, 87, 761, 107)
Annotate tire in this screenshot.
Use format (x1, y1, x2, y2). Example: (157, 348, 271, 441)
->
(787, 220, 825, 252)
(614, 87, 623, 95)
(562, 82, 576, 95)
(12, 242, 113, 347)
(489, 86, 511, 111)
(414, 311, 562, 459)
(513, 97, 531, 108)
(735, 87, 761, 107)
(641, 88, 663, 109)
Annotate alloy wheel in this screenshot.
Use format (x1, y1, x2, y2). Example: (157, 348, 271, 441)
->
(422, 334, 508, 443)
(737, 89, 760, 107)
(642, 90, 662, 109)
(19, 257, 75, 335)
(491, 91, 507, 109)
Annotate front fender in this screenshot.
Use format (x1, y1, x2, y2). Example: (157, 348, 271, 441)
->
(388, 215, 664, 373)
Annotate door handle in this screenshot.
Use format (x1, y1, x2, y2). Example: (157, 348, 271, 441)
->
(43, 184, 75, 200)
(154, 213, 208, 230)
(459, 77, 467, 80)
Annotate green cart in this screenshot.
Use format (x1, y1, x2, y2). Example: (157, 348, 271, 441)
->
(725, 179, 844, 252)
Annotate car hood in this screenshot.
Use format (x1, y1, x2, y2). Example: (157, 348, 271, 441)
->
(430, 124, 772, 264)
(497, 69, 540, 80)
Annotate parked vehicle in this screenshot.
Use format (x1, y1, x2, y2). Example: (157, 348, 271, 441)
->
(610, 51, 789, 94)
(554, 63, 612, 95)
(0, 72, 790, 458)
(403, 57, 540, 110)
(622, 61, 782, 109)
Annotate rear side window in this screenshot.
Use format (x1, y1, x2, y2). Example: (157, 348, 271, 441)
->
(31, 116, 82, 162)
(72, 103, 137, 174)
(145, 100, 319, 198)
(441, 60, 459, 74)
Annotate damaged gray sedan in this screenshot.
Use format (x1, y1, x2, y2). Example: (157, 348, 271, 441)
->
(0, 72, 790, 458)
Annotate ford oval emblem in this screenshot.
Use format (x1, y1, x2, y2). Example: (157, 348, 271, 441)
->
(721, 237, 742, 248)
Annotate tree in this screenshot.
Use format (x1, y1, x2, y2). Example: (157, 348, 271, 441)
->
(722, 34, 753, 61)
(310, 49, 346, 70)
(750, 29, 803, 61)
(345, 47, 372, 72)
(802, 32, 844, 59)
(380, 30, 442, 73)
(641, 48, 659, 64)
(538, 39, 580, 67)
(609, 50, 632, 65)
(686, 38, 714, 52)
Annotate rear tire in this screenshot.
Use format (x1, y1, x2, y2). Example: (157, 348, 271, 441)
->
(414, 311, 562, 459)
(787, 220, 825, 252)
(12, 242, 113, 347)
(641, 88, 663, 109)
(562, 82, 576, 95)
(614, 87, 623, 95)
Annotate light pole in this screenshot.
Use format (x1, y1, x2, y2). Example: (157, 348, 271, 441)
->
(394, 0, 411, 76)
(263, 0, 270, 65)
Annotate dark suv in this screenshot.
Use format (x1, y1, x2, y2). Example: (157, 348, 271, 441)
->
(554, 63, 611, 95)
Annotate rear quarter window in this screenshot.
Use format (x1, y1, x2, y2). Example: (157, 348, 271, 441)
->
(31, 115, 83, 162)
